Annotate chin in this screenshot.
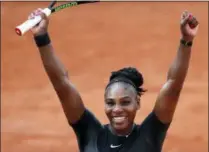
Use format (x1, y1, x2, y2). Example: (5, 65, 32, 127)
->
(112, 122, 129, 134)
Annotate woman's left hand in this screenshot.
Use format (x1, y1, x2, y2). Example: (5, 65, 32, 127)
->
(180, 11, 199, 41)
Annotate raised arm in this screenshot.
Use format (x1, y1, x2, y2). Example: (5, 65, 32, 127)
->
(30, 9, 85, 124)
(153, 11, 199, 124)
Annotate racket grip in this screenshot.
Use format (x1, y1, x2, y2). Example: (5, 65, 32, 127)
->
(15, 8, 51, 36)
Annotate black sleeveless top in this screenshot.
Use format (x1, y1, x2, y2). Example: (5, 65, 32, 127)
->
(70, 109, 170, 152)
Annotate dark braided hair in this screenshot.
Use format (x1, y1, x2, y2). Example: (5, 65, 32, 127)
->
(106, 67, 147, 97)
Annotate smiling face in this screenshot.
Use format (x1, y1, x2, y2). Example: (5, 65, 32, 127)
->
(104, 82, 140, 136)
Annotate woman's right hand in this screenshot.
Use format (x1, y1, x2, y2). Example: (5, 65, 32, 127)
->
(28, 8, 49, 36)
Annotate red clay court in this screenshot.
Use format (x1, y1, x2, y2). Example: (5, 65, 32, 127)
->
(1, 2, 208, 152)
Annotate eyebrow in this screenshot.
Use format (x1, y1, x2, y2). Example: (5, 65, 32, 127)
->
(106, 96, 132, 100)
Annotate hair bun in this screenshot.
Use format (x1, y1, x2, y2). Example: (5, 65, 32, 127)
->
(110, 67, 144, 88)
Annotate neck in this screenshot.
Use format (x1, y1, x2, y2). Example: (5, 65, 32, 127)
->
(109, 124, 135, 137)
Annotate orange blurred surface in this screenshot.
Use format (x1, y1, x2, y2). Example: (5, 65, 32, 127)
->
(1, 2, 208, 152)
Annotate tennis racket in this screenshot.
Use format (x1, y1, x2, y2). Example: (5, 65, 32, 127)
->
(15, 1, 99, 36)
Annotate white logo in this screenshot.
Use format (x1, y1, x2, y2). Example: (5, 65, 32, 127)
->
(110, 144, 122, 148)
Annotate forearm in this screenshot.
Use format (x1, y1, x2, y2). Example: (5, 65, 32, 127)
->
(167, 41, 192, 86)
(154, 42, 192, 123)
(29, 9, 86, 124)
(153, 11, 198, 123)
(38, 44, 69, 85)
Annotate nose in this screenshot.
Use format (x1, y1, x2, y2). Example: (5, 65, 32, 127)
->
(112, 104, 123, 113)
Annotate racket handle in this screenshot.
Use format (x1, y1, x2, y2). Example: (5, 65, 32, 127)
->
(15, 8, 51, 36)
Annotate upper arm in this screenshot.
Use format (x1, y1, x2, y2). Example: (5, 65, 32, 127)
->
(70, 109, 103, 150)
(153, 79, 183, 124)
(52, 78, 103, 150)
(53, 77, 85, 124)
(38, 45, 85, 124)
(140, 111, 170, 150)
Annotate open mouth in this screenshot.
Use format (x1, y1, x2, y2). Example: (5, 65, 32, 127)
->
(112, 116, 127, 124)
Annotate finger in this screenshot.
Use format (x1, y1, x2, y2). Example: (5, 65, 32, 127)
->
(28, 8, 41, 20)
(28, 8, 47, 22)
(34, 8, 43, 16)
(33, 8, 47, 20)
(181, 12, 192, 26)
(181, 10, 188, 20)
(188, 15, 199, 28)
(28, 11, 36, 20)
(39, 11, 48, 20)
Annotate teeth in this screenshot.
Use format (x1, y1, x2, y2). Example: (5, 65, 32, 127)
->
(113, 117, 126, 123)
(114, 117, 125, 120)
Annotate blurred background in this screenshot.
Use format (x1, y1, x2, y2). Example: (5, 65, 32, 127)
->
(1, 2, 208, 152)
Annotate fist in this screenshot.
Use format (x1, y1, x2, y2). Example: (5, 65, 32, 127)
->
(180, 11, 199, 41)
(188, 14, 199, 29)
(28, 8, 49, 36)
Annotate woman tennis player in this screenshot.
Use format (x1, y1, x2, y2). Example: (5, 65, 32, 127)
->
(29, 9, 199, 152)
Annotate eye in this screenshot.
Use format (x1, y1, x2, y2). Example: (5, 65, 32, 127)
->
(121, 100, 131, 106)
(106, 100, 115, 107)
